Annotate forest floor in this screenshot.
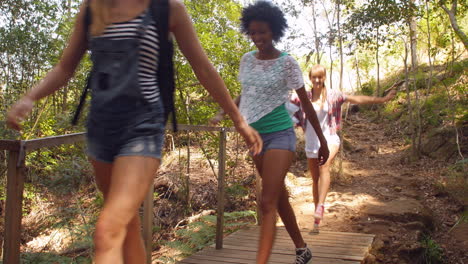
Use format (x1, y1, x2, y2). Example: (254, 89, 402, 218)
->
(284, 112, 467, 264)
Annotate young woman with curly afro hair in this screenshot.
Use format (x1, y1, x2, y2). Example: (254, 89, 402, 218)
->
(213, 1, 329, 263)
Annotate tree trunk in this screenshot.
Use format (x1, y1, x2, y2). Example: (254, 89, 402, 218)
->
(337, 0, 343, 92)
(337, 0, 344, 178)
(409, 0, 420, 156)
(425, 0, 434, 95)
(311, 0, 321, 64)
(354, 53, 362, 91)
(440, 0, 468, 52)
(403, 41, 416, 158)
(376, 27, 381, 96)
(409, 0, 419, 70)
(414, 78, 422, 156)
(320, 0, 336, 89)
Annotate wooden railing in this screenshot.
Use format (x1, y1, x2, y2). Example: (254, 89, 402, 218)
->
(0, 124, 235, 264)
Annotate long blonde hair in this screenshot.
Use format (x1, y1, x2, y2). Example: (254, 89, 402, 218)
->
(89, 0, 112, 36)
(309, 64, 327, 104)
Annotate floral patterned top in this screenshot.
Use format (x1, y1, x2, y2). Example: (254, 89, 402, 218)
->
(238, 51, 305, 124)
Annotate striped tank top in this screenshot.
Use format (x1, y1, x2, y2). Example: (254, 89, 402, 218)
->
(98, 10, 160, 103)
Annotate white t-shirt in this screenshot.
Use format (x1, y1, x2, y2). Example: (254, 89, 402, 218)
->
(305, 102, 340, 158)
(238, 51, 304, 124)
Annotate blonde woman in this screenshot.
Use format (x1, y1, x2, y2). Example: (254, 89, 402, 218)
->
(297, 65, 396, 231)
(6, 0, 262, 263)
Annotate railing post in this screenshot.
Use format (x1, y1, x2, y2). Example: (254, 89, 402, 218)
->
(142, 183, 154, 264)
(3, 146, 26, 264)
(215, 128, 227, 249)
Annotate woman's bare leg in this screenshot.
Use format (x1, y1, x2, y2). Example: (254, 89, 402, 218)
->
(254, 149, 301, 264)
(316, 144, 340, 205)
(92, 156, 159, 264)
(91, 159, 147, 264)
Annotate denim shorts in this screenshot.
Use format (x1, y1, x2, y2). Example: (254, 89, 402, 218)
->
(86, 101, 166, 163)
(87, 130, 165, 163)
(258, 127, 296, 155)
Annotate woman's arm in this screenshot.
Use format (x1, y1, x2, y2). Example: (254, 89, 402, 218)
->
(169, 0, 262, 154)
(345, 90, 396, 105)
(295, 87, 329, 165)
(6, 2, 89, 130)
(210, 96, 241, 125)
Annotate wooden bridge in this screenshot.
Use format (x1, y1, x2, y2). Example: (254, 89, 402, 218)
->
(0, 125, 374, 263)
(179, 226, 374, 264)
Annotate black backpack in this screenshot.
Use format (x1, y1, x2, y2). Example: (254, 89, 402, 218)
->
(72, 0, 177, 131)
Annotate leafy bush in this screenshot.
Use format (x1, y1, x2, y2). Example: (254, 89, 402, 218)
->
(160, 210, 256, 261)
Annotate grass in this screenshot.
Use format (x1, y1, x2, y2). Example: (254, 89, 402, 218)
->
(157, 210, 257, 263)
(419, 235, 444, 264)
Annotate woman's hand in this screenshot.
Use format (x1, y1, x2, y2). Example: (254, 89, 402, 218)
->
(234, 121, 262, 156)
(318, 138, 329, 165)
(6, 96, 34, 131)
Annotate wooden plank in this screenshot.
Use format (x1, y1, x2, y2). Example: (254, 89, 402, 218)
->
(215, 129, 227, 249)
(142, 184, 154, 264)
(234, 227, 374, 241)
(179, 258, 227, 264)
(169, 124, 235, 133)
(219, 237, 368, 256)
(223, 233, 370, 250)
(1, 125, 235, 152)
(243, 225, 376, 238)
(227, 228, 374, 245)
(0, 140, 20, 151)
(23, 133, 85, 151)
(193, 247, 361, 263)
(212, 244, 364, 261)
(3, 150, 26, 264)
(185, 252, 360, 264)
(179, 226, 372, 264)
(17, 125, 235, 151)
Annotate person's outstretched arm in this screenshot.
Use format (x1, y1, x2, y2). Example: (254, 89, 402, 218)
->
(210, 96, 241, 125)
(169, 0, 261, 154)
(295, 87, 329, 165)
(7, 3, 88, 130)
(345, 90, 396, 105)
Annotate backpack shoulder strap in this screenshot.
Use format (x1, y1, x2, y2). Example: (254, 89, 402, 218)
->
(71, 1, 92, 125)
(151, 0, 177, 131)
(151, 0, 169, 44)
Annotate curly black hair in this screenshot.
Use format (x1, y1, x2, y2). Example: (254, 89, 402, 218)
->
(240, 1, 288, 42)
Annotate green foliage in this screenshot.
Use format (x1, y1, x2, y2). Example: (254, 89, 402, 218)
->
(1, 0, 88, 138)
(20, 253, 91, 264)
(360, 81, 375, 96)
(159, 210, 256, 261)
(25, 143, 92, 196)
(174, 0, 250, 125)
(226, 183, 249, 198)
(443, 159, 468, 204)
(345, 0, 415, 49)
(422, 92, 445, 127)
(420, 235, 444, 263)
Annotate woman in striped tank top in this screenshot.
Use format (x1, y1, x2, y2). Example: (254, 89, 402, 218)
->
(6, 0, 262, 263)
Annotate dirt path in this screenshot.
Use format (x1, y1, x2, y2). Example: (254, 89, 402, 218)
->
(284, 112, 467, 264)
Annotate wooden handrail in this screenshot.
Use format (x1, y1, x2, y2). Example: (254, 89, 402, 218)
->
(0, 140, 21, 151)
(0, 124, 236, 152)
(1, 124, 234, 264)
